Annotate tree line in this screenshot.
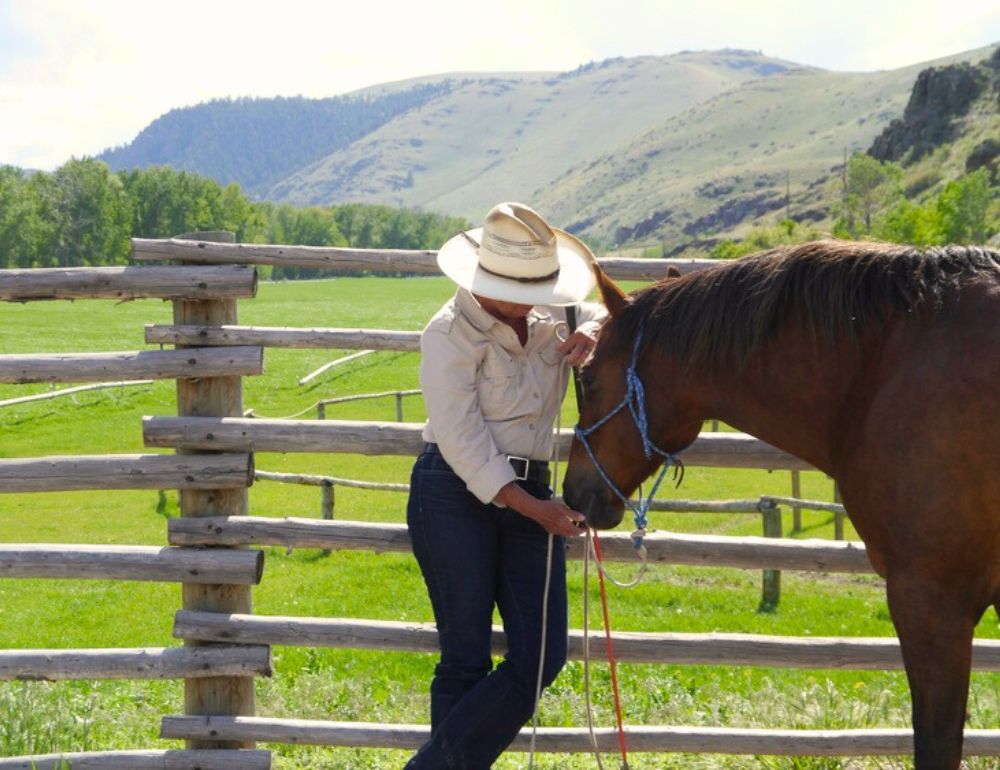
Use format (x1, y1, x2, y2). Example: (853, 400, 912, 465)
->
(0, 159, 469, 278)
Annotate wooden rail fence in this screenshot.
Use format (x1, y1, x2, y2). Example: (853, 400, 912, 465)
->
(3, 238, 994, 766)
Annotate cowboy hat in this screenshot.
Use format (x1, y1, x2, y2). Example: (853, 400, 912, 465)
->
(436, 202, 596, 306)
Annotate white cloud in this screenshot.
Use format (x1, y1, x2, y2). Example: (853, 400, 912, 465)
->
(1, 0, 998, 170)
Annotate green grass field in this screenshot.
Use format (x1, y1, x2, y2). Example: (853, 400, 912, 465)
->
(1, 277, 998, 769)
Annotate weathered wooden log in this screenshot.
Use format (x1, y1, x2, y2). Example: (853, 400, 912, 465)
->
(158, 715, 1000, 756)
(172, 610, 1000, 672)
(0, 544, 263, 584)
(167, 517, 870, 572)
(0, 645, 272, 681)
(145, 324, 422, 351)
(0, 266, 257, 302)
(131, 238, 714, 281)
(142, 417, 814, 471)
(0, 453, 254, 493)
(0, 749, 271, 769)
(0, 347, 264, 384)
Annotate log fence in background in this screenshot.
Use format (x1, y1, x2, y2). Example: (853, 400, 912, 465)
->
(316, 389, 421, 422)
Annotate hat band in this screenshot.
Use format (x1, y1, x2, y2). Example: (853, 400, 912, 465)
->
(478, 262, 561, 284)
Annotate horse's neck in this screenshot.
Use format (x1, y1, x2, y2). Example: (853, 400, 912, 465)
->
(694, 335, 864, 475)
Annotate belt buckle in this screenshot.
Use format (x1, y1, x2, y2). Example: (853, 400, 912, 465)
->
(507, 454, 530, 481)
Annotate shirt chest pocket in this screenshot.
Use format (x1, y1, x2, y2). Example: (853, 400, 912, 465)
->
(478, 350, 518, 408)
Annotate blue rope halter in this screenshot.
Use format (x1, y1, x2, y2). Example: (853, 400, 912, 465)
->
(573, 320, 684, 550)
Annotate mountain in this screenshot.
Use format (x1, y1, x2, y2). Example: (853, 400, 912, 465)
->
(97, 85, 453, 199)
(97, 44, 998, 249)
(533, 45, 998, 249)
(269, 50, 799, 219)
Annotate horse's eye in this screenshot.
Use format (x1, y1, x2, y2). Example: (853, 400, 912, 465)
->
(579, 371, 597, 391)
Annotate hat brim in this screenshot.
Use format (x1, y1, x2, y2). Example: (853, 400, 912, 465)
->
(436, 227, 596, 306)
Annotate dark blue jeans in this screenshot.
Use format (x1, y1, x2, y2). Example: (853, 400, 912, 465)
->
(404, 450, 568, 769)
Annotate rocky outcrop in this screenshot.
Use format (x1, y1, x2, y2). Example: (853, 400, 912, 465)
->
(869, 62, 988, 162)
(966, 138, 1000, 179)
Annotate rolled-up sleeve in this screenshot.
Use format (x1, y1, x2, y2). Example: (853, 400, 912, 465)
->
(420, 328, 516, 504)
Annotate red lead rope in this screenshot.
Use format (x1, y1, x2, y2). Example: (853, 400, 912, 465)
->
(592, 531, 630, 768)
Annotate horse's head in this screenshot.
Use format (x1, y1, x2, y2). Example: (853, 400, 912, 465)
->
(563, 264, 703, 530)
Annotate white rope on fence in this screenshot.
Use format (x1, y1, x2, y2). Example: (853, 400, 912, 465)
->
(298, 350, 375, 385)
(0, 380, 155, 409)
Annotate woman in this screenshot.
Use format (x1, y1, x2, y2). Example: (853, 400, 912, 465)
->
(405, 202, 605, 768)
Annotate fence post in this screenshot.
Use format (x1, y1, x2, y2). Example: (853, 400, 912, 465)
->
(317, 402, 326, 420)
(758, 499, 782, 612)
(395, 392, 404, 423)
(320, 481, 335, 556)
(833, 482, 844, 540)
(174, 231, 255, 749)
(790, 470, 802, 533)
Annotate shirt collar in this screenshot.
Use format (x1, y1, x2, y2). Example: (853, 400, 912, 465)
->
(456, 288, 548, 333)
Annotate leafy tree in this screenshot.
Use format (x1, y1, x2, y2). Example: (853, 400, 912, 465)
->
(36, 159, 132, 266)
(834, 154, 904, 237)
(0, 167, 42, 268)
(933, 168, 994, 243)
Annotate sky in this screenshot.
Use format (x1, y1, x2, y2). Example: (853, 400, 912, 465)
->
(2, 0, 999, 171)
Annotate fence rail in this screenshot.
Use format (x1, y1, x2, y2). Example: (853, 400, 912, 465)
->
(0, 749, 271, 769)
(0, 544, 263, 584)
(131, 237, 715, 281)
(159, 716, 1000, 757)
(0, 453, 253, 493)
(166, 517, 870, 573)
(0, 645, 272, 681)
(146, 324, 422, 351)
(174, 610, 1000, 672)
(142, 417, 815, 470)
(0, 347, 264, 384)
(0, 265, 257, 302)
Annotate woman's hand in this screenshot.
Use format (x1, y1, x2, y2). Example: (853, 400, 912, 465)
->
(495, 482, 585, 537)
(557, 329, 597, 367)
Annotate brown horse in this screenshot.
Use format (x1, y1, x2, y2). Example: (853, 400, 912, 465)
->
(562, 240, 1000, 769)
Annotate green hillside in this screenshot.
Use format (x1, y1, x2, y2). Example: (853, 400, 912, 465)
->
(535, 45, 999, 250)
(269, 50, 800, 219)
(97, 85, 453, 199)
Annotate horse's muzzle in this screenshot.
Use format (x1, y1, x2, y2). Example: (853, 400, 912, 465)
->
(563, 474, 625, 531)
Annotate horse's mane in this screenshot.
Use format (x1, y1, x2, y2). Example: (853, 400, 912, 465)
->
(615, 240, 1000, 371)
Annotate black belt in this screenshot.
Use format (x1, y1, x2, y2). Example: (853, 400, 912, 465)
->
(423, 443, 551, 486)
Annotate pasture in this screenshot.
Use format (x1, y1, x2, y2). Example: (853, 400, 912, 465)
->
(1, 276, 999, 769)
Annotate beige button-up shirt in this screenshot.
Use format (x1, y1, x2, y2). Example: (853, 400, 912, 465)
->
(421, 288, 605, 505)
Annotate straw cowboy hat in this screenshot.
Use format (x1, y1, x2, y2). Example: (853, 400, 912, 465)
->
(437, 202, 596, 306)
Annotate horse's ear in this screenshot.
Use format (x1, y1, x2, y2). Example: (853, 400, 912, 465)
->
(592, 262, 630, 317)
(666, 265, 681, 278)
